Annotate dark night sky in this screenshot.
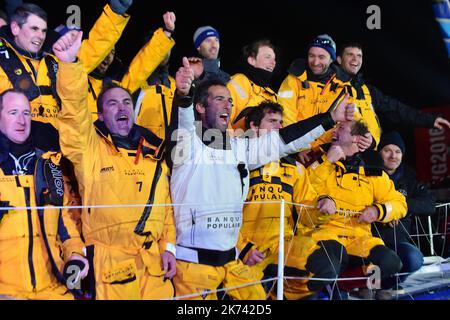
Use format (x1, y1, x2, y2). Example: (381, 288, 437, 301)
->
(17, 0, 450, 106)
(3, 0, 450, 162)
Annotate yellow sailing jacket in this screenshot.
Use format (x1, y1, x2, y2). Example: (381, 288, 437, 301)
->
(57, 60, 175, 257)
(0, 149, 83, 297)
(278, 61, 380, 149)
(303, 150, 407, 236)
(87, 28, 175, 121)
(239, 158, 317, 257)
(0, 4, 130, 128)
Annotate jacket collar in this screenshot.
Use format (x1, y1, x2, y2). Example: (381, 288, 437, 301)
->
(0, 121, 59, 165)
(202, 58, 221, 72)
(94, 120, 164, 158)
(350, 71, 366, 86)
(390, 163, 404, 183)
(288, 59, 352, 84)
(147, 64, 171, 87)
(242, 63, 273, 88)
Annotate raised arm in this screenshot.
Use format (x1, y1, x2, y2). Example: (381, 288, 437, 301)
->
(78, 1, 131, 73)
(54, 31, 97, 176)
(120, 12, 176, 93)
(170, 57, 196, 168)
(246, 95, 355, 170)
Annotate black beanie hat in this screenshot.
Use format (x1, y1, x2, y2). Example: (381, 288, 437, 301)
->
(378, 131, 406, 154)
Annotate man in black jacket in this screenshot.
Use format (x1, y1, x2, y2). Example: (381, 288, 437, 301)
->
(188, 25, 230, 86)
(373, 131, 436, 286)
(337, 43, 450, 131)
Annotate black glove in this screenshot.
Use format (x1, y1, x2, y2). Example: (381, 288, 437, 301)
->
(109, 0, 133, 15)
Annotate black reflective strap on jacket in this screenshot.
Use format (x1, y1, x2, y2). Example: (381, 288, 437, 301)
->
(180, 246, 237, 267)
(34, 156, 84, 296)
(0, 43, 59, 105)
(134, 161, 163, 235)
(249, 176, 293, 196)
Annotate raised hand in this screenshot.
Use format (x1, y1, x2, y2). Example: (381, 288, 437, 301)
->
(187, 57, 204, 79)
(331, 93, 355, 123)
(163, 11, 176, 32)
(175, 57, 194, 96)
(53, 30, 83, 63)
(434, 117, 450, 130)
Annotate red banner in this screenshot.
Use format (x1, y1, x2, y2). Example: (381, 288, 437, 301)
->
(415, 107, 450, 188)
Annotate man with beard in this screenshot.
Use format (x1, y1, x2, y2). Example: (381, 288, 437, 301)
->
(54, 30, 176, 300)
(278, 35, 379, 164)
(188, 26, 230, 87)
(336, 42, 450, 131)
(169, 57, 355, 299)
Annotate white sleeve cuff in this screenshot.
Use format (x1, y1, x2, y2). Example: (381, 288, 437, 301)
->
(166, 243, 176, 257)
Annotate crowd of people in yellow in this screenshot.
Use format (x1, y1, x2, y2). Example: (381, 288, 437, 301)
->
(0, 0, 446, 300)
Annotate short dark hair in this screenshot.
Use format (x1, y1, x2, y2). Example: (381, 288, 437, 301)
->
(350, 119, 369, 136)
(193, 79, 228, 120)
(0, 89, 28, 113)
(244, 101, 283, 130)
(338, 42, 363, 58)
(193, 79, 227, 107)
(11, 3, 47, 27)
(96, 82, 132, 114)
(243, 39, 275, 60)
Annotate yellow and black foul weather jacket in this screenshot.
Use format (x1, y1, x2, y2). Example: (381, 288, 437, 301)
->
(228, 65, 278, 131)
(0, 122, 84, 299)
(238, 157, 318, 260)
(134, 66, 176, 140)
(278, 60, 381, 149)
(0, 4, 130, 128)
(87, 28, 175, 121)
(57, 61, 175, 294)
(303, 147, 407, 236)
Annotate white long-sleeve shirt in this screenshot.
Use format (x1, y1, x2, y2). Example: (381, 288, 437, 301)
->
(170, 100, 334, 262)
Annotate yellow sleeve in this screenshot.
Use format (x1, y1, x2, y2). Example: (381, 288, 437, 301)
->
(78, 4, 130, 74)
(57, 61, 97, 181)
(278, 74, 300, 126)
(158, 163, 176, 255)
(310, 130, 334, 150)
(227, 73, 251, 125)
(120, 28, 175, 94)
(372, 172, 408, 223)
(236, 231, 257, 262)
